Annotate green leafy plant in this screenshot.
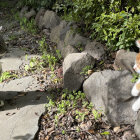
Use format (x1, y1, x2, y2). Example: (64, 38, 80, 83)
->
(101, 131, 110, 135)
(9, 35, 17, 41)
(19, 17, 37, 34)
(38, 37, 47, 53)
(0, 1, 10, 8)
(53, 0, 140, 50)
(131, 73, 140, 83)
(56, 49, 62, 60)
(92, 109, 102, 120)
(42, 54, 57, 71)
(24, 57, 43, 72)
(91, 10, 140, 50)
(75, 110, 88, 122)
(45, 98, 55, 110)
(80, 65, 93, 75)
(45, 90, 103, 127)
(0, 72, 18, 82)
(62, 130, 66, 135)
(17, 0, 56, 9)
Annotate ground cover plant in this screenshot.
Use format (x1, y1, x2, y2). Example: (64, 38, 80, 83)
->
(37, 89, 136, 140)
(54, 0, 140, 51)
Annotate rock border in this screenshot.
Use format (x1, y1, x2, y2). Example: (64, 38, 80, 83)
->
(19, 7, 139, 139)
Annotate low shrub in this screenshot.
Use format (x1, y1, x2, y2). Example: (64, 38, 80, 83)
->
(53, 0, 140, 50)
(17, 0, 56, 9)
(91, 10, 140, 50)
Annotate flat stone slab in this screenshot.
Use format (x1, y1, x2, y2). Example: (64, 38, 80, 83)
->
(0, 91, 48, 140)
(0, 47, 26, 71)
(0, 47, 41, 72)
(0, 76, 41, 100)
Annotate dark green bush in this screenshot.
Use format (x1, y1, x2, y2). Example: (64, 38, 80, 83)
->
(91, 10, 140, 50)
(18, 0, 56, 9)
(53, 0, 140, 50)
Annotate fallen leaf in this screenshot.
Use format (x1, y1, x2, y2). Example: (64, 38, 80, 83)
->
(113, 126, 121, 133)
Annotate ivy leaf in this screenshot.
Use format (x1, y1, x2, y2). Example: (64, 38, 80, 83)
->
(25, 65, 29, 71)
(29, 62, 34, 68)
(101, 131, 110, 135)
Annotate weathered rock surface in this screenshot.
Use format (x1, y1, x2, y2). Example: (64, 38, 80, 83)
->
(83, 70, 137, 126)
(0, 91, 48, 140)
(134, 112, 140, 139)
(0, 47, 25, 71)
(35, 8, 45, 26)
(114, 49, 137, 73)
(50, 20, 71, 44)
(0, 76, 41, 100)
(19, 6, 29, 18)
(64, 30, 89, 48)
(0, 47, 41, 72)
(58, 41, 78, 58)
(83, 41, 105, 60)
(42, 10, 60, 29)
(55, 30, 89, 57)
(63, 53, 95, 91)
(24, 9, 36, 19)
(38, 15, 44, 29)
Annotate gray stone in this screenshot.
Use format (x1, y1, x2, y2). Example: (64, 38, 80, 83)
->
(64, 30, 89, 48)
(35, 8, 45, 25)
(38, 15, 44, 29)
(0, 76, 41, 100)
(50, 20, 71, 44)
(0, 47, 25, 71)
(0, 91, 48, 140)
(42, 29, 50, 36)
(56, 30, 89, 57)
(114, 49, 137, 73)
(19, 6, 29, 18)
(57, 41, 78, 58)
(134, 112, 140, 139)
(42, 10, 60, 29)
(83, 70, 137, 126)
(83, 41, 105, 60)
(0, 47, 41, 72)
(24, 9, 36, 19)
(63, 53, 95, 91)
(122, 131, 138, 140)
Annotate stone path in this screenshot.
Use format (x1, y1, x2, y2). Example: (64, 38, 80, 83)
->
(0, 2, 50, 140)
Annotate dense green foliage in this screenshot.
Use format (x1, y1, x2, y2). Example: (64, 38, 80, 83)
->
(57, 0, 140, 50)
(17, 0, 56, 9)
(18, 0, 140, 50)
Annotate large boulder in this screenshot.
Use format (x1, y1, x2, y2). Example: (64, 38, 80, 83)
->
(56, 30, 89, 57)
(134, 112, 140, 139)
(83, 70, 137, 126)
(64, 30, 89, 48)
(42, 10, 60, 29)
(83, 41, 105, 60)
(35, 8, 45, 25)
(38, 15, 44, 30)
(114, 49, 137, 73)
(50, 20, 71, 44)
(63, 53, 95, 91)
(19, 6, 29, 18)
(24, 9, 36, 20)
(57, 41, 78, 58)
